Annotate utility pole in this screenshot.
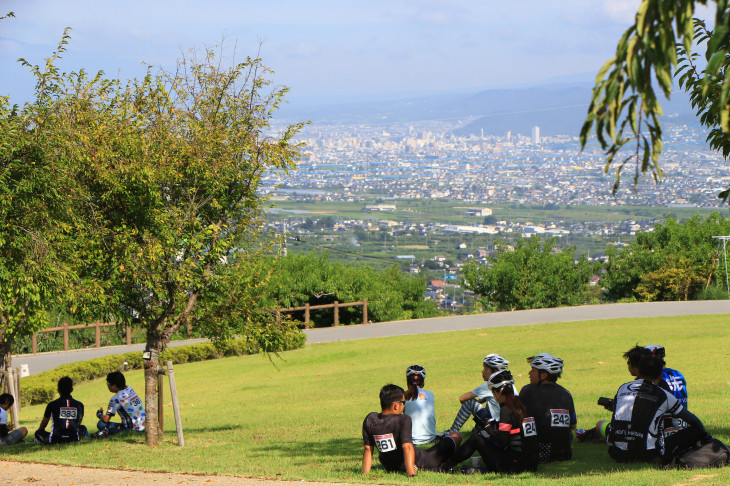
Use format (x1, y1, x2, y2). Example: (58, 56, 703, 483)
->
(712, 236, 730, 295)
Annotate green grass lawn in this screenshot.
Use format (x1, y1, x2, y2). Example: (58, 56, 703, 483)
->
(4, 314, 730, 485)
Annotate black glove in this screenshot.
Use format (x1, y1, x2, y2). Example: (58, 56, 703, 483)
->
(96, 408, 104, 420)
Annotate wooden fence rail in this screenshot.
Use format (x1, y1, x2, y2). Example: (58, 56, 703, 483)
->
(31, 321, 133, 355)
(275, 299, 368, 328)
(27, 299, 368, 354)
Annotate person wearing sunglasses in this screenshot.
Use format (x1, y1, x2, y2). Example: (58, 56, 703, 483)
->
(362, 384, 461, 477)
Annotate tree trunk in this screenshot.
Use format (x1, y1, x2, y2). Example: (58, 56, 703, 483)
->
(0, 335, 13, 379)
(143, 336, 164, 446)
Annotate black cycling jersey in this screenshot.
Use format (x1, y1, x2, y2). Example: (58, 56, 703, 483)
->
(519, 383, 576, 462)
(43, 395, 85, 443)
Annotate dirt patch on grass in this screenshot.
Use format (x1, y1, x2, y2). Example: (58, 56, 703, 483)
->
(0, 460, 349, 486)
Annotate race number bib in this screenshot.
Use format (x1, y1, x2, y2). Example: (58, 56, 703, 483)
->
(522, 417, 537, 437)
(550, 409, 570, 428)
(59, 407, 78, 419)
(374, 433, 397, 453)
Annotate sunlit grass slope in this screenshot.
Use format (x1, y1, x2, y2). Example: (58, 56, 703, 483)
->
(4, 314, 730, 485)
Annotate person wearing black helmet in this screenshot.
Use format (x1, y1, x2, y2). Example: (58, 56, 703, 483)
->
(440, 370, 539, 474)
(403, 365, 436, 445)
(519, 353, 576, 462)
(362, 384, 462, 477)
(644, 345, 688, 409)
(444, 354, 510, 434)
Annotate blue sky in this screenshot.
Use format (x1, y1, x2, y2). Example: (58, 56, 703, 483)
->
(0, 1, 714, 106)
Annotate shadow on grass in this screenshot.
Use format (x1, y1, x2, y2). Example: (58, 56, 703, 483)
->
(245, 435, 669, 479)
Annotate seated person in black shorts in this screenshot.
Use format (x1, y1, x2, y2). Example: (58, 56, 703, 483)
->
(35, 376, 87, 444)
(362, 384, 462, 477)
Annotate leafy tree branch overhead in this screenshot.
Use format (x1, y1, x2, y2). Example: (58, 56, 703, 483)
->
(582, 0, 730, 203)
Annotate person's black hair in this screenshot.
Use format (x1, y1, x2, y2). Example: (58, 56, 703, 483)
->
(623, 345, 652, 368)
(404, 365, 425, 401)
(0, 393, 14, 406)
(379, 384, 405, 410)
(106, 371, 126, 389)
(57, 376, 73, 395)
(494, 384, 527, 422)
(638, 356, 664, 380)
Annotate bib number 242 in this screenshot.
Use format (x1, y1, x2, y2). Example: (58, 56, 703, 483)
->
(550, 409, 570, 428)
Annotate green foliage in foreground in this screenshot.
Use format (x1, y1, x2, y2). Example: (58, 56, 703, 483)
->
(18, 326, 304, 406)
(4, 314, 730, 485)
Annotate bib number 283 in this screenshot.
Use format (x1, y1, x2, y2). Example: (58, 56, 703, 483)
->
(373, 433, 396, 452)
(550, 409, 570, 428)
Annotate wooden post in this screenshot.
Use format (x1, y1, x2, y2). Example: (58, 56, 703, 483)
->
(362, 298, 368, 324)
(126, 325, 132, 345)
(31, 334, 37, 354)
(63, 321, 69, 351)
(13, 368, 20, 412)
(304, 303, 310, 328)
(165, 361, 184, 447)
(157, 373, 164, 439)
(276, 309, 281, 325)
(333, 301, 339, 326)
(6, 371, 19, 431)
(95, 323, 101, 348)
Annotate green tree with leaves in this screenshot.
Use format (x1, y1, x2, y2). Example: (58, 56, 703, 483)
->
(13, 38, 305, 444)
(0, 28, 100, 373)
(582, 0, 730, 201)
(602, 213, 730, 301)
(462, 236, 594, 311)
(266, 252, 438, 325)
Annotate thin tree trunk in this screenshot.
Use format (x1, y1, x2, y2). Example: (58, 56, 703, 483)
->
(144, 334, 163, 446)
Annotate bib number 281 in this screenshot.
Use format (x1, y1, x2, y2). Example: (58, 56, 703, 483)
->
(373, 433, 396, 452)
(550, 409, 570, 428)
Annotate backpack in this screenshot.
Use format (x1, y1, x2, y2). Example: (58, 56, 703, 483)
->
(674, 438, 730, 469)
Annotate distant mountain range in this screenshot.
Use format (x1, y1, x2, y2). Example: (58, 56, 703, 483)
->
(277, 81, 700, 138)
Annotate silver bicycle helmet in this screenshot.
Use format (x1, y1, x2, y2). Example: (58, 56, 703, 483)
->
(406, 364, 426, 379)
(483, 353, 509, 371)
(528, 353, 564, 375)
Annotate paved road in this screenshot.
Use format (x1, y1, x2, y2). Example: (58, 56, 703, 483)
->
(13, 300, 729, 375)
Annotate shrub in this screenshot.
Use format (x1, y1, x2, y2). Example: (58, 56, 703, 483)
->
(18, 330, 305, 406)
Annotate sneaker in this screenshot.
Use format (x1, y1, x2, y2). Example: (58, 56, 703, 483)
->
(459, 466, 485, 475)
(576, 428, 596, 442)
(92, 429, 109, 439)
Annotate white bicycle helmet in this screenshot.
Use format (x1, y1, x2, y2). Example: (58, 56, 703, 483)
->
(487, 370, 514, 391)
(644, 345, 666, 358)
(483, 353, 509, 371)
(528, 353, 564, 375)
(406, 364, 426, 379)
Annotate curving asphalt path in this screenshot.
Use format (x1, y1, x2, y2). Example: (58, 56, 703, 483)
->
(12, 300, 729, 375)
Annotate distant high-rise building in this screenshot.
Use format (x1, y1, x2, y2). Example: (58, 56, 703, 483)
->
(531, 126, 541, 145)
(506, 130, 511, 142)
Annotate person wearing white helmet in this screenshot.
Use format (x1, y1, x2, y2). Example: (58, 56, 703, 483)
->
(443, 354, 510, 434)
(439, 370, 539, 474)
(403, 365, 437, 445)
(519, 352, 576, 463)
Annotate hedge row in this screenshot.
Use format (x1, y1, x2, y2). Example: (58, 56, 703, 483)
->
(19, 331, 306, 406)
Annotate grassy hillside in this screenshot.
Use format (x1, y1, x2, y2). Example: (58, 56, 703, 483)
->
(5, 314, 730, 485)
